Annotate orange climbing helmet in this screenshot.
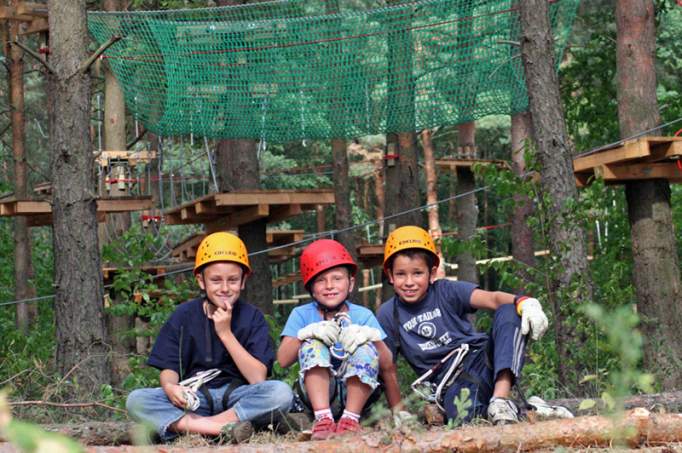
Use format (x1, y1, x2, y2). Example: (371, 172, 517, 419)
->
(383, 225, 439, 274)
(194, 232, 251, 275)
(300, 239, 357, 288)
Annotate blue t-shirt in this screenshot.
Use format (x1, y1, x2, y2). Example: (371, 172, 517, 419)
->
(281, 301, 387, 340)
(148, 297, 274, 387)
(376, 279, 487, 377)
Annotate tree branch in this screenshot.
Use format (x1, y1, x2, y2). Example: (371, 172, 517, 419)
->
(78, 36, 121, 75)
(11, 41, 55, 74)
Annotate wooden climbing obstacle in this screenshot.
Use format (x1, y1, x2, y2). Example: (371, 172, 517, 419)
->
(171, 229, 305, 263)
(0, 196, 154, 227)
(164, 189, 335, 232)
(356, 243, 385, 268)
(0, 2, 48, 35)
(574, 136, 682, 186)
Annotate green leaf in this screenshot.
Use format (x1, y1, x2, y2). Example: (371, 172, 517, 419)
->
(578, 399, 596, 411)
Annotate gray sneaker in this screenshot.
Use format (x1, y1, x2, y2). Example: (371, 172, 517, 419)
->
(218, 420, 254, 444)
(487, 397, 519, 425)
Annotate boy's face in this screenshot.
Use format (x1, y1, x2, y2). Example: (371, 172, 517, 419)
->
(196, 261, 246, 310)
(310, 266, 354, 309)
(387, 254, 437, 304)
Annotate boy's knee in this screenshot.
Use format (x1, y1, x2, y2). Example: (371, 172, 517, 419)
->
(126, 388, 147, 415)
(495, 303, 521, 325)
(350, 342, 378, 360)
(264, 381, 294, 411)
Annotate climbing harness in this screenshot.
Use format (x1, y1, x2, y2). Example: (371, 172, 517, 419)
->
(179, 368, 222, 411)
(410, 344, 470, 412)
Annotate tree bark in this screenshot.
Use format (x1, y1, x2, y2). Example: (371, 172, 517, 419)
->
(48, 0, 111, 393)
(5, 0, 37, 334)
(421, 129, 445, 278)
(615, 0, 682, 390)
(19, 409, 682, 449)
(455, 122, 478, 284)
(519, 0, 593, 389)
(101, 0, 133, 387)
(510, 112, 536, 291)
(331, 139, 357, 264)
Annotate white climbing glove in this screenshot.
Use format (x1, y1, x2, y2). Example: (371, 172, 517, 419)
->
(339, 324, 382, 354)
(297, 320, 341, 346)
(517, 297, 549, 341)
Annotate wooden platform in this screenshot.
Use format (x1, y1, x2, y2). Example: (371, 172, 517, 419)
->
(172, 230, 305, 263)
(96, 150, 156, 168)
(574, 136, 682, 186)
(356, 243, 385, 268)
(0, 2, 48, 35)
(435, 158, 508, 171)
(164, 190, 335, 231)
(0, 196, 154, 227)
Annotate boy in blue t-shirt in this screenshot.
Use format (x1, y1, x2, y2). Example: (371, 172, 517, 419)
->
(377, 226, 549, 425)
(126, 232, 293, 443)
(278, 239, 401, 440)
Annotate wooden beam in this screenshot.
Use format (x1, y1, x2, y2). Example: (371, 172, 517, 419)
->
(269, 204, 303, 223)
(194, 200, 217, 215)
(214, 190, 335, 207)
(595, 162, 682, 182)
(205, 204, 270, 232)
(18, 17, 48, 35)
(0, 6, 33, 21)
(16, 3, 48, 17)
(648, 140, 682, 161)
(96, 197, 154, 212)
(573, 138, 651, 172)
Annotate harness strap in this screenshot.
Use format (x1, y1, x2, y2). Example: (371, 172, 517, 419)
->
(221, 379, 246, 412)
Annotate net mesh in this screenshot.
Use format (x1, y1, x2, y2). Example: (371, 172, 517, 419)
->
(88, 0, 579, 143)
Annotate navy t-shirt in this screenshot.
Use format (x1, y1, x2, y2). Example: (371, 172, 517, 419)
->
(377, 279, 487, 377)
(148, 297, 274, 387)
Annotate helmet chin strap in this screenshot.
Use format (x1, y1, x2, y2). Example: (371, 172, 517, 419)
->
(316, 300, 346, 317)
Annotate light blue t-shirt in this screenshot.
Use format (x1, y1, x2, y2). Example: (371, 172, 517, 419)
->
(281, 301, 387, 339)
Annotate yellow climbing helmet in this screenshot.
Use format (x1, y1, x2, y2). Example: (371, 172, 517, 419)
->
(194, 232, 251, 275)
(383, 225, 439, 274)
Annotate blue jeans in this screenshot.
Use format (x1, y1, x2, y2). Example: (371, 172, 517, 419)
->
(126, 380, 293, 441)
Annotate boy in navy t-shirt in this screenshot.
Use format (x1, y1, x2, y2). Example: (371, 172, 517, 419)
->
(126, 232, 293, 443)
(377, 226, 549, 425)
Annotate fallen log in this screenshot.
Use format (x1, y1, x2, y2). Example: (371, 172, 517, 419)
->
(0, 422, 135, 446)
(548, 391, 682, 416)
(78, 409, 682, 452)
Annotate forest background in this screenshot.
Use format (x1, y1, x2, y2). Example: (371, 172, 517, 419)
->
(0, 0, 681, 426)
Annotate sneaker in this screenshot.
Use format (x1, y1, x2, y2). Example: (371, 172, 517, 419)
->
(487, 397, 520, 425)
(218, 420, 254, 444)
(311, 416, 337, 441)
(335, 417, 362, 435)
(527, 396, 574, 419)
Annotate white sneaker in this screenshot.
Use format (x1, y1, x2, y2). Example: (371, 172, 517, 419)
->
(527, 396, 574, 419)
(487, 397, 519, 425)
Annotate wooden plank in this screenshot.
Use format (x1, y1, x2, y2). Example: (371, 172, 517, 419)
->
(16, 2, 48, 17)
(96, 197, 154, 212)
(0, 6, 33, 20)
(195, 200, 217, 215)
(205, 204, 270, 232)
(596, 162, 682, 182)
(435, 158, 507, 170)
(573, 138, 651, 172)
(180, 207, 192, 220)
(214, 190, 334, 206)
(648, 141, 682, 161)
(269, 204, 303, 223)
(18, 17, 48, 35)
(14, 200, 51, 214)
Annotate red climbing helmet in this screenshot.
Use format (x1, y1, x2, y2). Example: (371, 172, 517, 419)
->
(300, 239, 357, 288)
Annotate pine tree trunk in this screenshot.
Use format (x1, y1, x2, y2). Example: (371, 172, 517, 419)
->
(421, 129, 445, 278)
(331, 141, 357, 263)
(510, 112, 535, 291)
(616, 0, 682, 390)
(5, 4, 37, 334)
(519, 0, 593, 389)
(48, 0, 111, 394)
(455, 122, 478, 284)
(101, 0, 133, 386)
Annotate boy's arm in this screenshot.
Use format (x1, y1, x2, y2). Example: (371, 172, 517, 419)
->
(160, 369, 187, 408)
(470, 289, 514, 311)
(277, 336, 302, 368)
(375, 341, 402, 410)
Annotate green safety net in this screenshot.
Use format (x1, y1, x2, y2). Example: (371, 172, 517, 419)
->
(88, 0, 579, 143)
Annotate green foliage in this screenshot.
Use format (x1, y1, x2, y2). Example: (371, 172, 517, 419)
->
(447, 387, 472, 428)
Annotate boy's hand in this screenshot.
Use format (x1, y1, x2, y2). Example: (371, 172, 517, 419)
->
(297, 320, 340, 346)
(162, 383, 188, 409)
(519, 298, 549, 340)
(210, 305, 233, 337)
(339, 325, 382, 354)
